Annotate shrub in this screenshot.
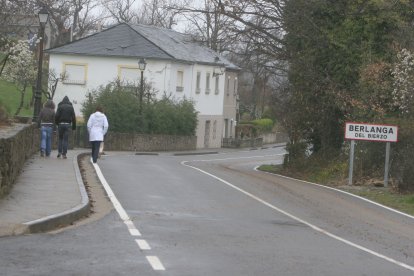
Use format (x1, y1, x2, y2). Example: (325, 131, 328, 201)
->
(251, 118, 274, 133)
(353, 141, 387, 179)
(237, 118, 274, 138)
(145, 96, 198, 136)
(82, 82, 141, 133)
(81, 81, 197, 135)
(390, 119, 414, 192)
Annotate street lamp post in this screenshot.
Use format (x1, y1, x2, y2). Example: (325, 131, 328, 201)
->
(138, 58, 146, 114)
(33, 7, 49, 121)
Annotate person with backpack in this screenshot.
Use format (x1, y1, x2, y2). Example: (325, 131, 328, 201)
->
(55, 96, 76, 159)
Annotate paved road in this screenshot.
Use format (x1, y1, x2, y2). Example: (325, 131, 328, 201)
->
(97, 147, 414, 275)
(1, 146, 414, 275)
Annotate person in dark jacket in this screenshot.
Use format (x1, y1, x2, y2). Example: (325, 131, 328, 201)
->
(37, 100, 55, 157)
(55, 96, 76, 159)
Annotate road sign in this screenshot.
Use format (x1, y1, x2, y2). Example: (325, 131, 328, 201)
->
(345, 122, 398, 187)
(345, 122, 398, 142)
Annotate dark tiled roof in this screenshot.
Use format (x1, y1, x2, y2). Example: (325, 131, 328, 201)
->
(46, 23, 173, 60)
(47, 23, 239, 70)
(130, 25, 214, 64)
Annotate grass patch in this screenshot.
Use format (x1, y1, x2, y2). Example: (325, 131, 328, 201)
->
(0, 79, 33, 116)
(258, 164, 414, 216)
(340, 187, 414, 216)
(259, 164, 281, 174)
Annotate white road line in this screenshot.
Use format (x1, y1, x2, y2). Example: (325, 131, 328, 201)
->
(94, 162, 142, 236)
(136, 239, 151, 250)
(255, 167, 414, 221)
(93, 162, 131, 221)
(92, 161, 165, 271)
(182, 161, 414, 272)
(129, 228, 142, 237)
(189, 153, 413, 221)
(94, 162, 143, 237)
(125, 220, 142, 236)
(146, 256, 165, 270)
(191, 153, 285, 162)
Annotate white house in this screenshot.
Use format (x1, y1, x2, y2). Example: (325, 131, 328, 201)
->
(46, 23, 239, 149)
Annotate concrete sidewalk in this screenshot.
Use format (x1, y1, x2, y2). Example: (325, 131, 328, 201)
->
(0, 150, 90, 237)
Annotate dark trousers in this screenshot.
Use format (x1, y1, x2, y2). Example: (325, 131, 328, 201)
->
(91, 141, 102, 163)
(58, 124, 70, 155)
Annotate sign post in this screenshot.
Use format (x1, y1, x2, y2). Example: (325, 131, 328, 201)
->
(384, 142, 391, 187)
(348, 140, 355, 185)
(345, 122, 398, 186)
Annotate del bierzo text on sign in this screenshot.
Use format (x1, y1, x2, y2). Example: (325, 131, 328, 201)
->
(345, 122, 398, 142)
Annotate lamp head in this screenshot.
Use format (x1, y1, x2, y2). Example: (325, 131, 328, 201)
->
(138, 58, 147, 71)
(213, 56, 225, 76)
(38, 7, 49, 26)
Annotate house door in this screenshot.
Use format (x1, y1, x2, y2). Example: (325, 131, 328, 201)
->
(204, 120, 211, 148)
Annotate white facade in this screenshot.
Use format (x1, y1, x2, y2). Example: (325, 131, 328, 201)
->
(223, 71, 239, 139)
(50, 54, 236, 148)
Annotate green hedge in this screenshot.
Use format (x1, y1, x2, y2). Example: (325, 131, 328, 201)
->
(81, 81, 197, 136)
(251, 118, 274, 133)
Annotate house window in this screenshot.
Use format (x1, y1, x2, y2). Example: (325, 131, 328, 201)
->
(176, 70, 184, 92)
(234, 77, 238, 96)
(196, 72, 201, 94)
(62, 63, 87, 85)
(118, 66, 139, 85)
(213, 120, 217, 139)
(226, 76, 231, 96)
(214, 76, 219, 94)
(205, 72, 211, 94)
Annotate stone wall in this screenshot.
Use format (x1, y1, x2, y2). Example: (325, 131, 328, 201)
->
(222, 137, 264, 148)
(104, 132, 197, 152)
(260, 132, 290, 144)
(222, 132, 289, 148)
(0, 123, 39, 197)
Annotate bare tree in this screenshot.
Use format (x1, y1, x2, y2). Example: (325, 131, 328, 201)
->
(101, 0, 138, 23)
(213, 0, 285, 60)
(71, 0, 108, 40)
(166, 0, 237, 53)
(101, 0, 186, 28)
(15, 0, 107, 46)
(1, 0, 38, 42)
(45, 69, 66, 99)
(138, 0, 186, 28)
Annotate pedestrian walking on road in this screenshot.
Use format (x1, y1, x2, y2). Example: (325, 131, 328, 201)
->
(87, 106, 108, 163)
(55, 96, 76, 159)
(37, 99, 56, 157)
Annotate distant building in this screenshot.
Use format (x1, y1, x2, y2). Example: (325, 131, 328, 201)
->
(46, 23, 240, 149)
(1, 13, 54, 49)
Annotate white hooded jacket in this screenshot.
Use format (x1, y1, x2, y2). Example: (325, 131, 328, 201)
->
(87, 111, 109, 141)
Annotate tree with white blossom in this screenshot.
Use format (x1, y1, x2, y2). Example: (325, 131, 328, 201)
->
(0, 39, 37, 116)
(392, 48, 414, 116)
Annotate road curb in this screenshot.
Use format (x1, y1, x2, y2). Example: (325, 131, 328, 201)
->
(173, 151, 219, 156)
(22, 152, 90, 234)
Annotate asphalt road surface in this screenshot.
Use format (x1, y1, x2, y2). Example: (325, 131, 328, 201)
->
(1, 146, 414, 275)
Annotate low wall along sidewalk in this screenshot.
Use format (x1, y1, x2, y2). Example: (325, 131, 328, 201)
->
(0, 123, 39, 197)
(0, 123, 197, 198)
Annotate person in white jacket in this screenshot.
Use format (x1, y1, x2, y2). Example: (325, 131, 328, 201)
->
(87, 106, 109, 163)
